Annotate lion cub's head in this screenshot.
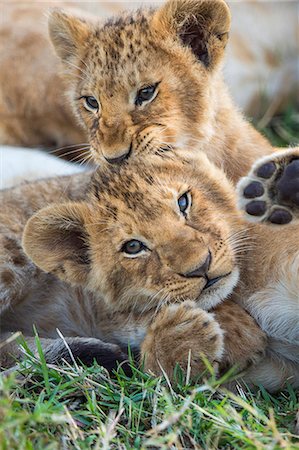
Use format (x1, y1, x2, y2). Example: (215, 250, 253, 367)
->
(23, 152, 242, 313)
(48, 0, 230, 164)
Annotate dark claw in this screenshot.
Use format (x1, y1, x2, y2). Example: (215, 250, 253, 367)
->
(246, 200, 267, 216)
(257, 162, 276, 179)
(243, 181, 265, 198)
(269, 209, 293, 225)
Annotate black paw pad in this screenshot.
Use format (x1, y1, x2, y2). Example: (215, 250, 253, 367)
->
(277, 159, 299, 206)
(269, 209, 293, 225)
(243, 181, 264, 198)
(285, 159, 299, 177)
(246, 201, 267, 216)
(256, 162, 276, 179)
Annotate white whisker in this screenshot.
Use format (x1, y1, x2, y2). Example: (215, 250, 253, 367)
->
(49, 142, 90, 155)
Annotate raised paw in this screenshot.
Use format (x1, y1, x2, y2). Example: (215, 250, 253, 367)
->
(141, 301, 224, 380)
(237, 148, 299, 225)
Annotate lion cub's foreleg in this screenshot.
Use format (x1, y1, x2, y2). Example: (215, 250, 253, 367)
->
(141, 301, 267, 381)
(213, 302, 267, 371)
(237, 147, 299, 225)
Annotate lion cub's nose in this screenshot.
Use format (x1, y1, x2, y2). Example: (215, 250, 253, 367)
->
(184, 252, 211, 278)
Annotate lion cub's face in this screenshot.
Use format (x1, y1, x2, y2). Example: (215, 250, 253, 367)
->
(49, 0, 230, 164)
(24, 153, 241, 313)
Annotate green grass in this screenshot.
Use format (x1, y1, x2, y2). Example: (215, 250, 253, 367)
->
(1, 106, 299, 449)
(0, 351, 298, 450)
(254, 102, 299, 148)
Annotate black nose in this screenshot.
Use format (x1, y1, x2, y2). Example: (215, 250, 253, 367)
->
(184, 252, 211, 278)
(104, 145, 132, 165)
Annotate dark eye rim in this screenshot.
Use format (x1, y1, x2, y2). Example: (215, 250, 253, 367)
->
(79, 95, 99, 111)
(178, 192, 191, 215)
(121, 239, 148, 255)
(135, 82, 160, 106)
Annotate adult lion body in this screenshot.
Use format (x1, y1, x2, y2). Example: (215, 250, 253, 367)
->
(0, 148, 298, 392)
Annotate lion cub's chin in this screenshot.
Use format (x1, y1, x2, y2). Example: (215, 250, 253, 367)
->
(140, 268, 240, 314)
(195, 268, 240, 310)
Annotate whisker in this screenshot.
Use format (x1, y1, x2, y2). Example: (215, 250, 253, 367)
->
(51, 147, 90, 160)
(69, 150, 92, 164)
(79, 154, 94, 167)
(49, 142, 90, 155)
(64, 60, 90, 78)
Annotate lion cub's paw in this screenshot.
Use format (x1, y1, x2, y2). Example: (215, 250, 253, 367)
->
(141, 301, 224, 380)
(237, 148, 299, 225)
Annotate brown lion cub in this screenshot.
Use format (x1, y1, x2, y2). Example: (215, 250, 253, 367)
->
(1, 149, 298, 391)
(48, 0, 273, 182)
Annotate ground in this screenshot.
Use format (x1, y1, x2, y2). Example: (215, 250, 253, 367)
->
(0, 105, 298, 449)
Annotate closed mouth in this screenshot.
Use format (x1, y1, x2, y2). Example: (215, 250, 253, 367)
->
(203, 272, 232, 290)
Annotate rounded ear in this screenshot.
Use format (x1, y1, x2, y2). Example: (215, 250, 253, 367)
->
(152, 0, 231, 68)
(48, 8, 91, 62)
(22, 202, 91, 285)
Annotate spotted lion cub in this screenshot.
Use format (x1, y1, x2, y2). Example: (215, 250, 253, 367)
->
(1, 149, 298, 391)
(47, 0, 273, 182)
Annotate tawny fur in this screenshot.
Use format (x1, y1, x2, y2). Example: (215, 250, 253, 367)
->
(45, 0, 273, 182)
(1, 0, 296, 183)
(1, 0, 297, 147)
(0, 1, 86, 148)
(0, 148, 298, 391)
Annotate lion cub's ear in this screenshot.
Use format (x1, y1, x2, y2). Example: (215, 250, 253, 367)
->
(48, 9, 91, 61)
(22, 202, 91, 285)
(152, 0, 231, 68)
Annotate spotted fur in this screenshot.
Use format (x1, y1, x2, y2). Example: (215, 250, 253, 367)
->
(1, 1, 296, 152)
(47, 0, 275, 183)
(1, 149, 298, 391)
(1, 0, 289, 185)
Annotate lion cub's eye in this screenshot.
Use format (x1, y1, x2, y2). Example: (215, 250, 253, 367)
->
(135, 84, 158, 106)
(178, 192, 191, 215)
(122, 239, 147, 256)
(82, 96, 99, 112)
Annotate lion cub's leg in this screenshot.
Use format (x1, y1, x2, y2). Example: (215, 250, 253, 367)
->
(0, 235, 38, 314)
(237, 148, 299, 224)
(141, 301, 266, 381)
(0, 333, 131, 375)
(213, 301, 267, 372)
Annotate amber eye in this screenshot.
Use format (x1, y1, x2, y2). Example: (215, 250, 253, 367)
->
(135, 84, 158, 106)
(82, 96, 99, 112)
(122, 240, 147, 256)
(178, 192, 191, 215)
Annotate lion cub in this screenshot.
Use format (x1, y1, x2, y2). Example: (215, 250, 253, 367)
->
(1, 148, 298, 391)
(47, 0, 273, 182)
